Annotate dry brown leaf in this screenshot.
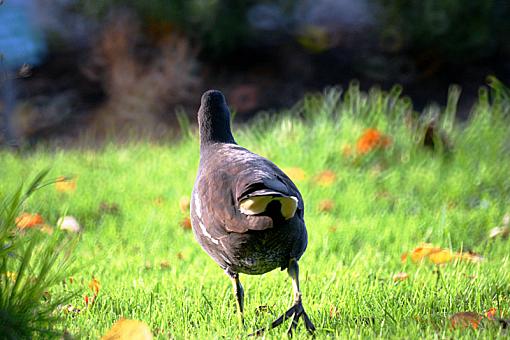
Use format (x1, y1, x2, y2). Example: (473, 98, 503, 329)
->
(160, 261, 170, 269)
(102, 319, 153, 340)
(450, 312, 482, 330)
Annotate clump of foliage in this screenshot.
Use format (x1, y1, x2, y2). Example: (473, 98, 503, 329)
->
(377, 0, 510, 63)
(0, 170, 76, 338)
(77, 0, 259, 57)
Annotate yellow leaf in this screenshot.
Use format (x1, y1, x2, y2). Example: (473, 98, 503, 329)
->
(55, 176, 77, 193)
(102, 319, 153, 340)
(428, 249, 453, 264)
(410, 243, 439, 263)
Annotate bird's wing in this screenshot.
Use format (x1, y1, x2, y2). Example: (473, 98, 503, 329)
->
(193, 145, 304, 235)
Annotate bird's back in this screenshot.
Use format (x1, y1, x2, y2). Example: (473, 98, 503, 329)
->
(191, 143, 308, 274)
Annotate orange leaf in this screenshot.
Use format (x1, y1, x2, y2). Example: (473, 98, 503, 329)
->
(55, 176, 77, 193)
(102, 319, 153, 340)
(318, 199, 334, 212)
(180, 217, 192, 230)
(179, 196, 190, 213)
(15, 213, 44, 229)
(356, 128, 392, 155)
(400, 252, 408, 263)
(282, 167, 306, 181)
(450, 312, 482, 330)
(392, 272, 409, 282)
(89, 277, 100, 296)
(315, 170, 336, 187)
(486, 308, 498, 320)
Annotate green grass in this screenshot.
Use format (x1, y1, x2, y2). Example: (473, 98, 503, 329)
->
(1, 82, 510, 339)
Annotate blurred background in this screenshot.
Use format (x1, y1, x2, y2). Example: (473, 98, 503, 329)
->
(1, 0, 509, 147)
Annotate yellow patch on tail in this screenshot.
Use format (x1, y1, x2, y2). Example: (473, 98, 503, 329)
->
(239, 196, 298, 219)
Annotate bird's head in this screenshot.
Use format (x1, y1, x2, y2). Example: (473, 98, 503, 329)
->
(198, 90, 236, 147)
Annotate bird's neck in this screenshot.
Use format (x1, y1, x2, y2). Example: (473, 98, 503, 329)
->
(199, 116, 236, 149)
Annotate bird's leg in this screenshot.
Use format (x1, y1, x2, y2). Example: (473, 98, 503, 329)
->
(227, 270, 245, 328)
(250, 258, 315, 336)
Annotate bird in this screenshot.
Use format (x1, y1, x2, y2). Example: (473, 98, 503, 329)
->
(190, 90, 315, 336)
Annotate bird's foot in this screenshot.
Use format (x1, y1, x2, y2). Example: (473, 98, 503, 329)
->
(249, 300, 315, 337)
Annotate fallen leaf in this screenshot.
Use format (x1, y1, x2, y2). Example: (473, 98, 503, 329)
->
(428, 249, 453, 264)
(356, 128, 392, 155)
(450, 312, 482, 330)
(409, 243, 440, 263)
(179, 196, 190, 213)
(58, 216, 81, 233)
(455, 251, 484, 263)
(55, 176, 77, 193)
(400, 252, 408, 263)
(160, 261, 170, 269)
(486, 308, 498, 320)
(16, 212, 44, 229)
(328, 225, 337, 233)
(392, 272, 409, 282)
(176, 252, 184, 260)
(315, 170, 336, 187)
(405, 244, 482, 265)
(101, 318, 153, 340)
(489, 226, 509, 239)
(180, 217, 192, 230)
(318, 199, 334, 212)
(282, 167, 306, 181)
(89, 277, 100, 296)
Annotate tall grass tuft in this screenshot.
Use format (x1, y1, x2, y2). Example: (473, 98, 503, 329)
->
(0, 170, 77, 339)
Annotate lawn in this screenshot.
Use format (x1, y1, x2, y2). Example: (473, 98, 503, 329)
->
(1, 81, 510, 339)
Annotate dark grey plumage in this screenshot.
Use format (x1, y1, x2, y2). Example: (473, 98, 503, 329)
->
(190, 90, 315, 335)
